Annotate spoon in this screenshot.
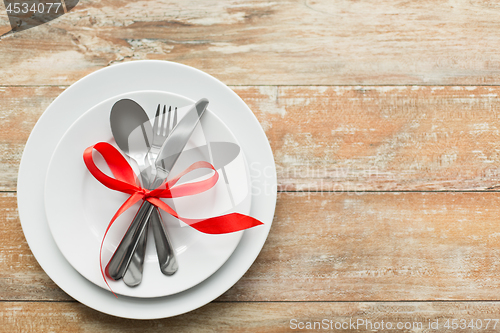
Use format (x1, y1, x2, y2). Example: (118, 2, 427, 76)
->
(110, 99, 151, 286)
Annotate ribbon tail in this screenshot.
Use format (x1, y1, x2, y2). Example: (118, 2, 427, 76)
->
(183, 213, 264, 234)
(147, 197, 263, 234)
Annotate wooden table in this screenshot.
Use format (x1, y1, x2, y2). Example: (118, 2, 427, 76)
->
(3, 0, 500, 331)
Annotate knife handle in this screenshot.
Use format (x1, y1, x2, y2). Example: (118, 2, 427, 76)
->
(151, 208, 178, 275)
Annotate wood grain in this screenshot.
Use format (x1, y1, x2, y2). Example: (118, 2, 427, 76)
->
(2, 0, 500, 85)
(0, 193, 70, 301)
(0, 86, 65, 191)
(246, 85, 500, 192)
(3, 86, 500, 191)
(3, 301, 500, 333)
(5, 191, 500, 302)
(3, 0, 500, 328)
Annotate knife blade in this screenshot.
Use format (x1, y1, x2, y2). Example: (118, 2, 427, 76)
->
(106, 98, 209, 281)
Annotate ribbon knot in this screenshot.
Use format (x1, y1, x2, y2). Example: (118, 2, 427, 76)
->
(83, 142, 263, 290)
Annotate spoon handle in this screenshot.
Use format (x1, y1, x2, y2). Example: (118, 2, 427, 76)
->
(123, 220, 148, 286)
(105, 201, 151, 280)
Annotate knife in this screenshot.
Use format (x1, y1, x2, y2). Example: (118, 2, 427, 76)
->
(106, 98, 209, 281)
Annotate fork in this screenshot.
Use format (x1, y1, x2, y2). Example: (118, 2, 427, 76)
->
(147, 105, 178, 179)
(147, 105, 179, 276)
(122, 105, 179, 286)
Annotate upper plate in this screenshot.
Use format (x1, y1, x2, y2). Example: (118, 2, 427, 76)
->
(44, 91, 250, 297)
(17, 60, 276, 319)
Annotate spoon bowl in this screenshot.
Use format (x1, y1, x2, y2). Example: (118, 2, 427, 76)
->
(110, 99, 152, 169)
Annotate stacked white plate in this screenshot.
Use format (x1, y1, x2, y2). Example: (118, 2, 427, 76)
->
(17, 61, 276, 319)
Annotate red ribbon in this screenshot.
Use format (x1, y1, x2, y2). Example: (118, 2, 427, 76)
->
(83, 142, 263, 292)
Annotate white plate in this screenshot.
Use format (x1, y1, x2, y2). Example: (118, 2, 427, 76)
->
(18, 60, 276, 319)
(45, 91, 251, 297)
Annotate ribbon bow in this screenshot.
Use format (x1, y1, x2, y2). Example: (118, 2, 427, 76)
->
(83, 142, 263, 289)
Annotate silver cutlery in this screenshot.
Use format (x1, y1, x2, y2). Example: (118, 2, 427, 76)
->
(108, 100, 176, 285)
(123, 105, 179, 286)
(106, 98, 209, 281)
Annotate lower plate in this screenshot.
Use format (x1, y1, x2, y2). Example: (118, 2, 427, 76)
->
(17, 60, 276, 319)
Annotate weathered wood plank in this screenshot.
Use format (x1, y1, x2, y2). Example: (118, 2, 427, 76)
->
(0, 193, 71, 301)
(5, 192, 500, 301)
(3, 86, 500, 191)
(248, 86, 500, 192)
(3, 301, 500, 332)
(0, 86, 65, 191)
(2, 0, 500, 85)
(222, 191, 500, 301)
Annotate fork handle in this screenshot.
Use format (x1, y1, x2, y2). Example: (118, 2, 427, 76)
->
(151, 208, 178, 275)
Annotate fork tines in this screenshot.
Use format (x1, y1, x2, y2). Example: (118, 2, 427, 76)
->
(154, 104, 178, 137)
